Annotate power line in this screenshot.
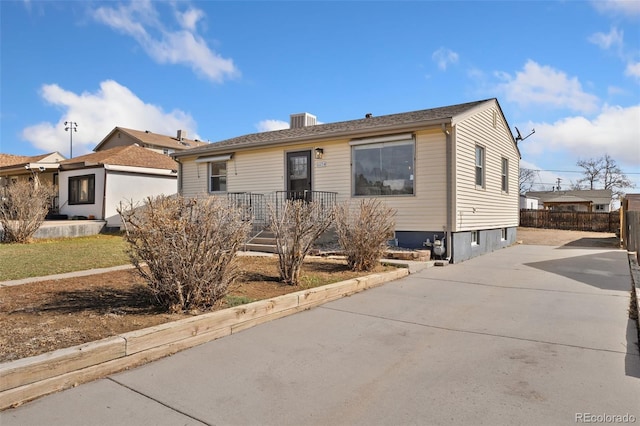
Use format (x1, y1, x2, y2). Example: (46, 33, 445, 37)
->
(525, 168, 640, 175)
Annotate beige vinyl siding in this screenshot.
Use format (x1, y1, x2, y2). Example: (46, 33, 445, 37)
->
(453, 105, 519, 231)
(178, 130, 449, 232)
(98, 133, 139, 151)
(178, 155, 208, 197)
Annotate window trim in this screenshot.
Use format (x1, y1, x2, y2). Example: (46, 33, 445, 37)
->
(475, 145, 485, 189)
(68, 174, 95, 205)
(501, 157, 509, 193)
(208, 161, 227, 193)
(471, 230, 479, 246)
(351, 137, 415, 197)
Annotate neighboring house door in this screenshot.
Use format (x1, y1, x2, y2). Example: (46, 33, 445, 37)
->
(286, 150, 311, 200)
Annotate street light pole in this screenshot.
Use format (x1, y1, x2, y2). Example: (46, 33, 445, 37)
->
(64, 121, 78, 158)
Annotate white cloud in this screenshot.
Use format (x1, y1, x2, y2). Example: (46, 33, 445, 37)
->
(592, 0, 640, 16)
(93, 1, 238, 83)
(21, 80, 196, 156)
(625, 62, 640, 80)
(496, 60, 599, 114)
(177, 7, 204, 31)
(432, 48, 459, 71)
(521, 104, 640, 169)
(588, 27, 623, 51)
(256, 120, 289, 132)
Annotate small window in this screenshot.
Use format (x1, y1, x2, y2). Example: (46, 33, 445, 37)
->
(69, 174, 95, 205)
(475, 145, 485, 188)
(595, 204, 605, 211)
(471, 230, 479, 246)
(501, 157, 509, 192)
(501, 228, 507, 241)
(209, 161, 227, 192)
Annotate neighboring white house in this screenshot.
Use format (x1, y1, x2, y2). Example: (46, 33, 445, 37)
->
(519, 194, 539, 210)
(173, 98, 521, 263)
(524, 189, 613, 212)
(58, 145, 179, 227)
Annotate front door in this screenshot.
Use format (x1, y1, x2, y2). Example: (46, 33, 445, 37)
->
(286, 150, 312, 200)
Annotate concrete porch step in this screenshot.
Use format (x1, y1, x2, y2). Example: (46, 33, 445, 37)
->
(243, 243, 278, 254)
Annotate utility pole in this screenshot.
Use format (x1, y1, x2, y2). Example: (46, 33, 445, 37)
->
(556, 177, 562, 191)
(64, 121, 78, 158)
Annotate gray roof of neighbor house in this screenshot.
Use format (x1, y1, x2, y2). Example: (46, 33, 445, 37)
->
(525, 189, 613, 205)
(174, 98, 509, 158)
(60, 145, 178, 170)
(94, 127, 208, 152)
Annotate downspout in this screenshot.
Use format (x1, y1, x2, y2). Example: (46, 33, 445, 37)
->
(441, 123, 453, 262)
(174, 157, 183, 195)
(102, 168, 107, 222)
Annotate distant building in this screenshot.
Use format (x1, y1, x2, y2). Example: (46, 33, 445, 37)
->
(524, 189, 613, 212)
(94, 127, 207, 155)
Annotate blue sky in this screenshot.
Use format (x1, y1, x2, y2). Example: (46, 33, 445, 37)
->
(1, 0, 639, 191)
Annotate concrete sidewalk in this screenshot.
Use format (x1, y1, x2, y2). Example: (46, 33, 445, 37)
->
(2, 244, 638, 425)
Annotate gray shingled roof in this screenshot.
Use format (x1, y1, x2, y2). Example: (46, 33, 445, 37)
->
(174, 99, 494, 158)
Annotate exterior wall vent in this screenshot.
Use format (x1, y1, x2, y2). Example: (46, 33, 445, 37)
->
(290, 113, 317, 129)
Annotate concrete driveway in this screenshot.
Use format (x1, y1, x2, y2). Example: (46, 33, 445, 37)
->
(3, 244, 639, 425)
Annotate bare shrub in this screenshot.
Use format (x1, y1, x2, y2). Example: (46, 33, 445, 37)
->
(268, 199, 334, 285)
(0, 180, 53, 243)
(335, 199, 396, 272)
(118, 195, 251, 313)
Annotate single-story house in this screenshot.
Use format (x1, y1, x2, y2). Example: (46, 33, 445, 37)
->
(57, 145, 179, 228)
(94, 127, 208, 155)
(0, 152, 66, 213)
(524, 189, 613, 212)
(173, 98, 521, 263)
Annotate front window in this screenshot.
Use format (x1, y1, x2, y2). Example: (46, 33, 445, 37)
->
(352, 140, 414, 196)
(475, 145, 485, 188)
(209, 161, 227, 192)
(69, 174, 95, 205)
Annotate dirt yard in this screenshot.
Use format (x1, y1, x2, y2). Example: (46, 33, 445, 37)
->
(516, 227, 620, 248)
(0, 228, 621, 363)
(0, 257, 389, 363)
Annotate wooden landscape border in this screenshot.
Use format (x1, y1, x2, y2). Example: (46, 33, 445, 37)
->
(0, 267, 409, 410)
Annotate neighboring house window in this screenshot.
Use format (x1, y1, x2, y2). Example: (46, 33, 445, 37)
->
(595, 204, 605, 211)
(68, 174, 95, 205)
(209, 161, 227, 192)
(475, 145, 485, 188)
(352, 139, 415, 196)
(501, 157, 508, 192)
(471, 230, 479, 245)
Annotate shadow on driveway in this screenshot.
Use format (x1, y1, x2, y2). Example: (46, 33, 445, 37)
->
(524, 250, 630, 291)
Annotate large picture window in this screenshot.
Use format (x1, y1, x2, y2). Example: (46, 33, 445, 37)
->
(209, 161, 227, 192)
(352, 139, 414, 196)
(69, 174, 95, 205)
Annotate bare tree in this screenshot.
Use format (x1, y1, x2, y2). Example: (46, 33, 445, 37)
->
(334, 199, 396, 272)
(519, 168, 537, 194)
(0, 179, 53, 243)
(577, 155, 634, 197)
(267, 199, 334, 286)
(601, 154, 634, 198)
(576, 157, 604, 190)
(118, 195, 250, 313)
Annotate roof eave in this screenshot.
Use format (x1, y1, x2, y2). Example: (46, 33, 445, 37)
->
(173, 117, 453, 158)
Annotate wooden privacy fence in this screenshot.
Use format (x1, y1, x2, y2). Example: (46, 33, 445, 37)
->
(623, 210, 640, 253)
(520, 209, 619, 233)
